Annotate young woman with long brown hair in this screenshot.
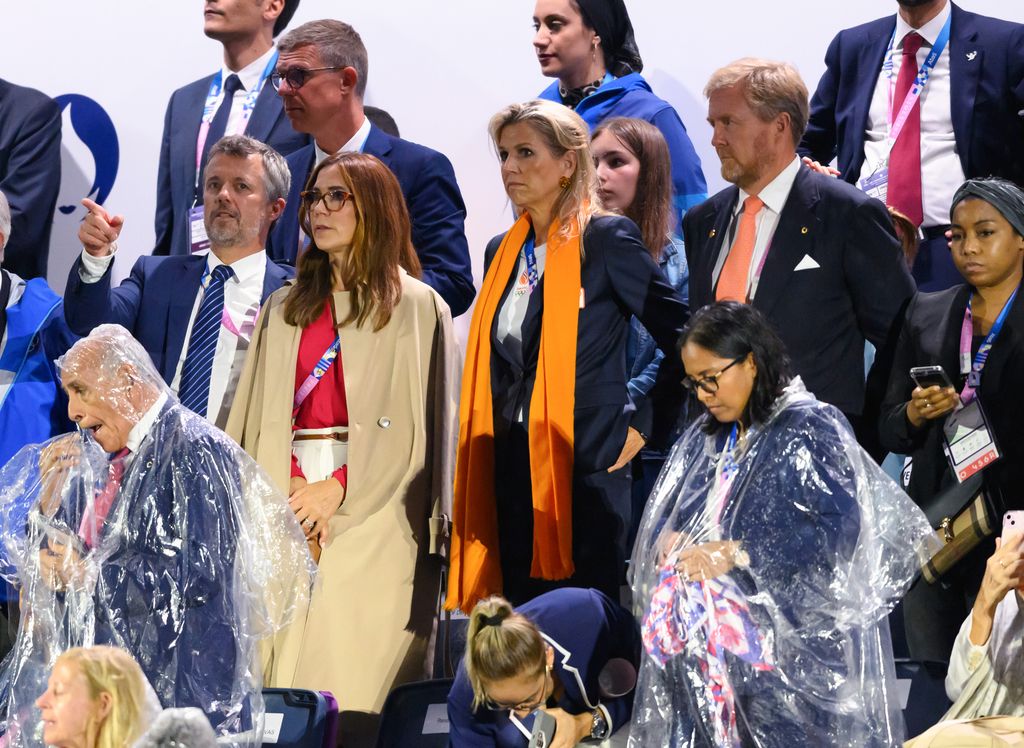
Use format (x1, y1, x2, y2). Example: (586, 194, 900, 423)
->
(227, 151, 457, 747)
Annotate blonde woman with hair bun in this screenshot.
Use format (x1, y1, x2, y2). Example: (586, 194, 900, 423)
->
(447, 588, 640, 747)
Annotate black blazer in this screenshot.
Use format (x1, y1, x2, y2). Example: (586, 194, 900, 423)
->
(683, 165, 915, 416)
(484, 215, 688, 473)
(0, 79, 61, 280)
(800, 3, 1024, 188)
(880, 286, 1024, 511)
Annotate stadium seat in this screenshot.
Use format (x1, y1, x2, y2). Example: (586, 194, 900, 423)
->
(375, 678, 454, 748)
(262, 688, 338, 747)
(895, 659, 951, 739)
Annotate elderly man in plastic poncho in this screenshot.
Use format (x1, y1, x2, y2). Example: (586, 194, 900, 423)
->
(0, 324, 315, 747)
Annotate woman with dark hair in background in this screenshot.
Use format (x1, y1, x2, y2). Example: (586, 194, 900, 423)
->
(592, 116, 689, 539)
(532, 0, 707, 224)
(630, 301, 936, 747)
(880, 177, 1024, 665)
(445, 100, 687, 613)
(228, 151, 457, 747)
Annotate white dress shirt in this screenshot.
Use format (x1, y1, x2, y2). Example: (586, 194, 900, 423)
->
(219, 45, 278, 139)
(77, 249, 267, 430)
(712, 156, 802, 301)
(313, 115, 372, 166)
(124, 391, 169, 465)
(0, 270, 27, 406)
(858, 1, 965, 228)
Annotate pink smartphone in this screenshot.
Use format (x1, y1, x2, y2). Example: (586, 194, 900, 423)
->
(1002, 511, 1024, 543)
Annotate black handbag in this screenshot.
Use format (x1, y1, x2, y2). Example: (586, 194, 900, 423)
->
(920, 472, 1001, 584)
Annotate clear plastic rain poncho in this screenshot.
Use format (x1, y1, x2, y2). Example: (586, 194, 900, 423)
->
(0, 325, 316, 746)
(629, 378, 941, 748)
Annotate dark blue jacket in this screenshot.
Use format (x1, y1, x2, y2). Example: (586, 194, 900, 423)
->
(0, 79, 61, 280)
(266, 124, 476, 317)
(800, 3, 1024, 188)
(63, 253, 292, 384)
(153, 72, 310, 257)
(539, 73, 707, 222)
(447, 588, 641, 747)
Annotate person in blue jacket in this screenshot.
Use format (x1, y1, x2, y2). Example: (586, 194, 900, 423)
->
(448, 588, 640, 747)
(533, 0, 706, 225)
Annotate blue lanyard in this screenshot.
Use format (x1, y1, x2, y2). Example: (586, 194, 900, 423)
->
(881, 14, 951, 146)
(523, 232, 539, 293)
(963, 289, 1018, 390)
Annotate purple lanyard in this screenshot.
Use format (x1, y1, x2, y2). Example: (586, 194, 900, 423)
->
(959, 289, 1017, 404)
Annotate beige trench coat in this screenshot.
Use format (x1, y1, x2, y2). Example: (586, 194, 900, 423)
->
(226, 274, 457, 744)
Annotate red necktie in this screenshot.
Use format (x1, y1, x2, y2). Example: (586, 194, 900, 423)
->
(78, 448, 131, 549)
(716, 195, 765, 303)
(886, 32, 924, 227)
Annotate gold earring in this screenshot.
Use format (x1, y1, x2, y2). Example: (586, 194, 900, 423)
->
(559, 176, 571, 190)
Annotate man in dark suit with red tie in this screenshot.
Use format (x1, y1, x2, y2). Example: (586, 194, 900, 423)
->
(154, 0, 309, 257)
(683, 59, 915, 441)
(800, 0, 1024, 291)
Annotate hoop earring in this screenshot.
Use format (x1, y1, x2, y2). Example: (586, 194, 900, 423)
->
(559, 176, 571, 190)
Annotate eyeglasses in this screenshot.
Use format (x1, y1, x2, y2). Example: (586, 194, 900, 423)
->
(682, 356, 746, 395)
(483, 669, 549, 713)
(300, 188, 354, 213)
(270, 66, 345, 91)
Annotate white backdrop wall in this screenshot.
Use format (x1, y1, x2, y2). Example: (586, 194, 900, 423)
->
(2, 1, 1021, 310)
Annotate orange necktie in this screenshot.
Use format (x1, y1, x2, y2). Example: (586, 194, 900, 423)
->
(716, 195, 764, 303)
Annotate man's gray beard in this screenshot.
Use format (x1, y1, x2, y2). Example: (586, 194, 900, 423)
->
(207, 220, 260, 248)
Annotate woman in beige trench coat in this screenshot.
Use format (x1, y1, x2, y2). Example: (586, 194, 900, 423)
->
(226, 152, 457, 747)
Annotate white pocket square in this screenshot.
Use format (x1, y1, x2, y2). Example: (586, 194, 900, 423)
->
(794, 255, 820, 271)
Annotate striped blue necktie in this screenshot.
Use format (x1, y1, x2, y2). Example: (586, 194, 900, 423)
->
(178, 264, 234, 417)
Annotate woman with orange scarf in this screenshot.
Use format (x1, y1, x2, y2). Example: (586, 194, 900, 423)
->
(447, 100, 688, 611)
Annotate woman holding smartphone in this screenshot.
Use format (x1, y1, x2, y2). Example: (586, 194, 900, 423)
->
(879, 177, 1024, 664)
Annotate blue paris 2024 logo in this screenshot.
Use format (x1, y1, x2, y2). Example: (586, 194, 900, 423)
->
(54, 94, 119, 214)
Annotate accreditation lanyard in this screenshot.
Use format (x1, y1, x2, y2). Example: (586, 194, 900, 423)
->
(523, 232, 540, 293)
(959, 289, 1017, 403)
(293, 302, 342, 414)
(194, 50, 279, 186)
(881, 15, 951, 151)
(710, 425, 740, 527)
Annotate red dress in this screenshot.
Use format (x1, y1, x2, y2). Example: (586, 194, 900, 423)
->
(290, 301, 349, 487)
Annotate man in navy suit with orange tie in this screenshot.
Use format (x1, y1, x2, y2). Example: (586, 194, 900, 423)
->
(683, 59, 915, 441)
(153, 0, 309, 257)
(800, 0, 1024, 291)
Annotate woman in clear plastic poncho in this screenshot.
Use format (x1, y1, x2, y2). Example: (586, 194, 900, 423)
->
(0, 324, 315, 746)
(628, 302, 939, 748)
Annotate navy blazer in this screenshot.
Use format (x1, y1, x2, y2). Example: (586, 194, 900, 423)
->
(800, 4, 1024, 188)
(447, 588, 641, 747)
(683, 165, 915, 416)
(267, 125, 476, 317)
(63, 253, 292, 384)
(485, 215, 688, 465)
(0, 79, 61, 280)
(153, 73, 309, 257)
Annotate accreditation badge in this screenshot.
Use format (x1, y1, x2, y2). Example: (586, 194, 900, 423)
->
(188, 205, 211, 254)
(858, 163, 889, 203)
(942, 399, 1000, 482)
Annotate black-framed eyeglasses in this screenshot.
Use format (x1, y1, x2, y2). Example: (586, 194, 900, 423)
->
(270, 66, 345, 91)
(682, 356, 746, 395)
(300, 188, 354, 213)
(483, 669, 549, 713)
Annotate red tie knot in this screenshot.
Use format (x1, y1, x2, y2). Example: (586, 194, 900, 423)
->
(903, 31, 924, 57)
(743, 195, 765, 215)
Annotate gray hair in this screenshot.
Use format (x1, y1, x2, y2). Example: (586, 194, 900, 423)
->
(207, 134, 291, 203)
(704, 58, 809, 147)
(0, 190, 10, 253)
(278, 19, 368, 98)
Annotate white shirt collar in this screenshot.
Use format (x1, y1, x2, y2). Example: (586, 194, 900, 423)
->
(895, 0, 951, 48)
(220, 44, 277, 93)
(2, 269, 26, 310)
(207, 249, 267, 286)
(736, 156, 801, 216)
(314, 115, 372, 166)
(125, 391, 168, 454)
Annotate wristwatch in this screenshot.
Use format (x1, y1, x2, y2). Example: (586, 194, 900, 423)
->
(590, 707, 610, 740)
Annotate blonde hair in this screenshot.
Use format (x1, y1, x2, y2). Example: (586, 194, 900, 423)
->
(55, 646, 152, 748)
(704, 58, 809, 148)
(489, 99, 606, 242)
(464, 596, 546, 711)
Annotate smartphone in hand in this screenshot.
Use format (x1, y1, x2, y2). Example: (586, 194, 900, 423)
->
(1002, 511, 1024, 543)
(910, 365, 954, 391)
(528, 710, 556, 748)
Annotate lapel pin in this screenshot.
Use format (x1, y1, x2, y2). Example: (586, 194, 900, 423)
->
(966, 51, 977, 61)
(801, 226, 809, 235)
(378, 417, 391, 428)
(709, 228, 717, 238)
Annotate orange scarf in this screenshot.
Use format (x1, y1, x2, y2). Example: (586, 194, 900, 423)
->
(445, 213, 582, 612)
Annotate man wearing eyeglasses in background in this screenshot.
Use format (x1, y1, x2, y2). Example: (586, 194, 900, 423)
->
(266, 19, 476, 317)
(64, 135, 293, 429)
(153, 0, 309, 257)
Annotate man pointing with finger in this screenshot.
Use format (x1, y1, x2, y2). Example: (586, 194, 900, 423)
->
(63, 135, 293, 428)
